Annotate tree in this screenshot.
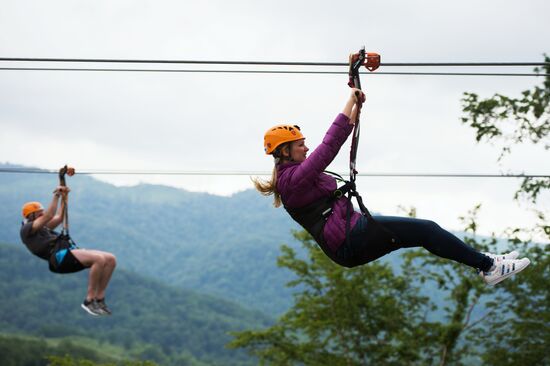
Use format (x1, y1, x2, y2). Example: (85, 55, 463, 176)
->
(479, 244, 549, 366)
(229, 225, 510, 366)
(460, 55, 550, 366)
(229, 230, 438, 366)
(461, 55, 550, 203)
(47, 355, 158, 366)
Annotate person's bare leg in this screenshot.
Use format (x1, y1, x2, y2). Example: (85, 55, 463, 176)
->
(94, 252, 116, 299)
(71, 249, 106, 300)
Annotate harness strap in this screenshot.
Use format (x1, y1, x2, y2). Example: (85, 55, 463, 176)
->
(323, 170, 372, 216)
(59, 166, 69, 236)
(58, 165, 74, 237)
(346, 48, 380, 184)
(344, 48, 381, 245)
(284, 173, 399, 267)
(324, 170, 375, 246)
(348, 49, 366, 183)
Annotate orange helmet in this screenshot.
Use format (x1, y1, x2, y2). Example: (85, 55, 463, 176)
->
(264, 124, 305, 155)
(22, 202, 44, 218)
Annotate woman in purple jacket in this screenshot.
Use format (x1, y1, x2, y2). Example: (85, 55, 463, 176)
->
(254, 88, 530, 286)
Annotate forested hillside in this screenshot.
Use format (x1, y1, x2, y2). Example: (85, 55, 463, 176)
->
(0, 163, 300, 315)
(0, 243, 272, 365)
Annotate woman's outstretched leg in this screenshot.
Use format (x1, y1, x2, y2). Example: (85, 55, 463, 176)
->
(374, 216, 494, 271)
(347, 215, 529, 285)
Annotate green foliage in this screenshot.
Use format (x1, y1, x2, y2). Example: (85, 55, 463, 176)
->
(479, 244, 549, 366)
(402, 205, 500, 366)
(460, 54, 549, 365)
(230, 207, 548, 366)
(230, 231, 439, 366)
(461, 55, 550, 158)
(515, 176, 550, 203)
(0, 334, 118, 366)
(46, 354, 157, 366)
(0, 335, 50, 366)
(461, 55, 550, 205)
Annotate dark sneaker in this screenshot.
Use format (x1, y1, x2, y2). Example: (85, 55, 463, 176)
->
(81, 299, 102, 316)
(96, 298, 112, 315)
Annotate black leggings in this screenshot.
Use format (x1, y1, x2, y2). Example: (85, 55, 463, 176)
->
(337, 215, 493, 271)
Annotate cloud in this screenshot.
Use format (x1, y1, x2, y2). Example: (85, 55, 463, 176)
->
(1, 0, 548, 235)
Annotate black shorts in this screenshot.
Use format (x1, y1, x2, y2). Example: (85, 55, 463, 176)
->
(49, 249, 86, 274)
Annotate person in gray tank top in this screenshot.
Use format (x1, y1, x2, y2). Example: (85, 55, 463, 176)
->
(20, 185, 117, 316)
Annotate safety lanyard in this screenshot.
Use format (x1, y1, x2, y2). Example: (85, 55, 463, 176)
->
(342, 49, 381, 242)
(347, 47, 380, 183)
(58, 165, 72, 236)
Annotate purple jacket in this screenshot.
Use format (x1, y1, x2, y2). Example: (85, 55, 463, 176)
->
(277, 113, 361, 252)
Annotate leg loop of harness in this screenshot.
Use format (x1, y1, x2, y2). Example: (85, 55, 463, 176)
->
(49, 233, 82, 273)
(342, 182, 400, 251)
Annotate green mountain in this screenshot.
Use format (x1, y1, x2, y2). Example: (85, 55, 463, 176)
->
(0, 333, 135, 366)
(0, 242, 271, 366)
(0, 163, 301, 315)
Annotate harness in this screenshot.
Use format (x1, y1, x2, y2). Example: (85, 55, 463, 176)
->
(284, 171, 360, 266)
(284, 49, 400, 268)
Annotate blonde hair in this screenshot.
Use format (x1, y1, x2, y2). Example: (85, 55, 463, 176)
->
(253, 141, 294, 207)
(252, 162, 282, 207)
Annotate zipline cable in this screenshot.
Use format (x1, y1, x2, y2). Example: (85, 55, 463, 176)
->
(0, 57, 548, 67)
(0, 67, 547, 77)
(0, 168, 548, 178)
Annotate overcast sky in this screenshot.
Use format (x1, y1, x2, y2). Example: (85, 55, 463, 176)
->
(1, 0, 549, 237)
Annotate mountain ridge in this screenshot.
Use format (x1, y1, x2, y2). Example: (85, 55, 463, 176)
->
(0, 163, 301, 315)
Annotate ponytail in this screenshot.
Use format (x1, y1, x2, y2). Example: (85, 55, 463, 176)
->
(253, 144, 290, 208)
(252, 164, 281, 207)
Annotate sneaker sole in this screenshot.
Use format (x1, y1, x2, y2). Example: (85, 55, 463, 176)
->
(81, 303, 101, 316)
(486, 258, 530, 286)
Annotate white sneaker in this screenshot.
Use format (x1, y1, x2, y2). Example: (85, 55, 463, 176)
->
(479, 251, 520, 279)
(484, 250, 520, 263)
(482, 258, 530, 286)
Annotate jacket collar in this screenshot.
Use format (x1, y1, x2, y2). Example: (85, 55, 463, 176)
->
(277, 161, 300, 172)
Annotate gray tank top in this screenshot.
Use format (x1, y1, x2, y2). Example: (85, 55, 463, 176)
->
(20, 221, 58, 260)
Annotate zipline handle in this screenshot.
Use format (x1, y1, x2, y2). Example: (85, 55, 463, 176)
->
(348, 48, 365, 90)
(58, 165, 75, 187)
(58, 165, 75, 234)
